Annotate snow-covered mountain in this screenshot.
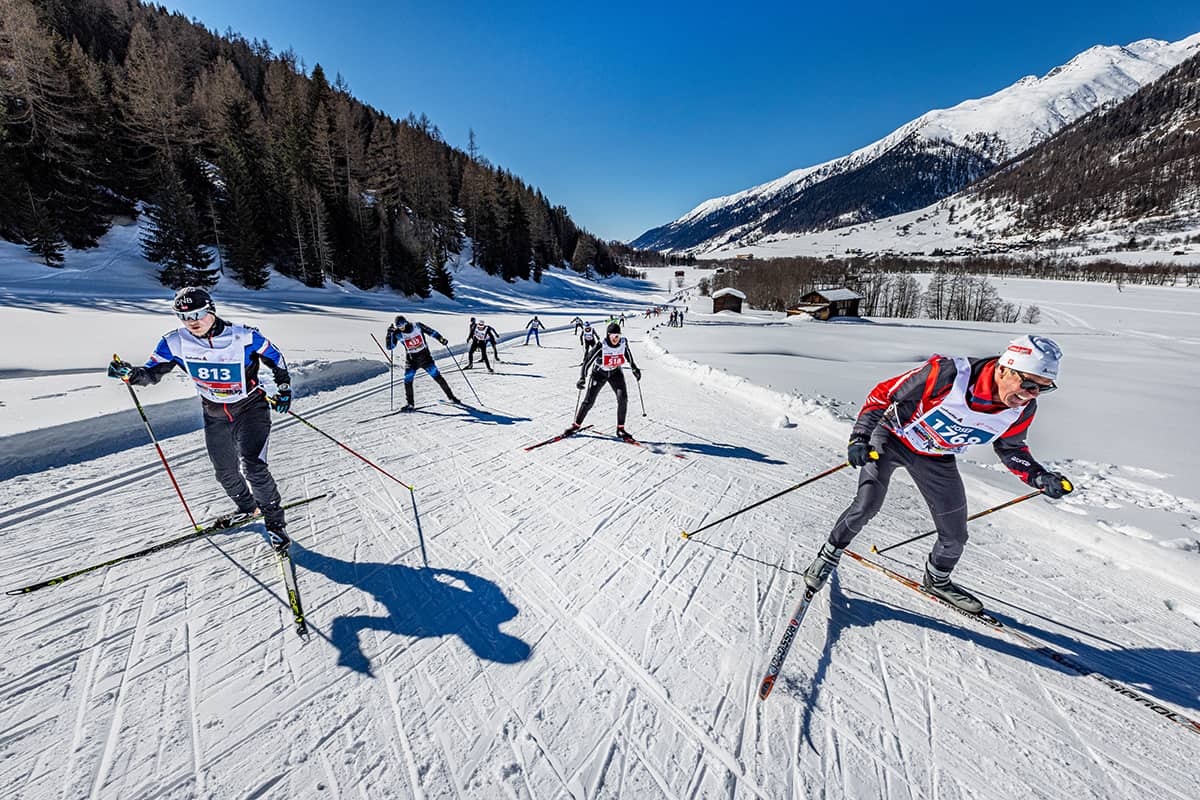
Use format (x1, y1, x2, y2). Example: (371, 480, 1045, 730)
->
(632, 33, 1200, 254)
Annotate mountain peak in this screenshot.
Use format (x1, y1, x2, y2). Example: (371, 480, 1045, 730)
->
(631, 31, 1200, 253)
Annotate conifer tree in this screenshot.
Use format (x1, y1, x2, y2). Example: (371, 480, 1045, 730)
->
(25, 189, 65, 267)
(142, 158, 216, 288)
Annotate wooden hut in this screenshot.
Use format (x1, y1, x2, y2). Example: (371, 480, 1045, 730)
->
(788, 288, 862, 320)
(711, 288, 745, 314)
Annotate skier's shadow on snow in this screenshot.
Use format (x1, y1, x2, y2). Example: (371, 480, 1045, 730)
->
(292, 546, 531, 676)
(452, 406, 532, 426)
(786, 576, 1200, 751)
(637, 440, 785, 464)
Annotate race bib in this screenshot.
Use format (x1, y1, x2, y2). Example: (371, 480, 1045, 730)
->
(913, 408, 997, 452)
(188, 362, 244, 399)
(602, 354, 625, 368)
(403, 333, 425, 351)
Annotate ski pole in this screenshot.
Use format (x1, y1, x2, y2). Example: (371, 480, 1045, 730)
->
(272, 399, 414, 491)
(681, 454, 875, 541)
(369, 333, 394, 411)
(116, 355, 200, 531)
(5, 495, 327, 595)
(634, 371, 646, 417)
(871, 486, 1058, 555)
(442, 343, 482, 406)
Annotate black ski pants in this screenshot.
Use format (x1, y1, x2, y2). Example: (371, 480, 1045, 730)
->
(404, 352, 455, 405)
(202, 395, 284, 529)
(467, 340, 492, 370)
(575, 368, 628, 427)
(826, 435, 969, 571)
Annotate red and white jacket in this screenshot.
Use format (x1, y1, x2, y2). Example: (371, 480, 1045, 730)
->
(853, 355, 1048, 484)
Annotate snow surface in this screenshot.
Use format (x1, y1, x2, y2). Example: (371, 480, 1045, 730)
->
(1, 253, 1198, 798)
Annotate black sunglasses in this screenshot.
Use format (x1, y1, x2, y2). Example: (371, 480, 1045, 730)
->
(1012, 369, 1056, 394)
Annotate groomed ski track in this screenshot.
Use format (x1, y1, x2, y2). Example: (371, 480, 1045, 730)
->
(1, 321, 1197, 799)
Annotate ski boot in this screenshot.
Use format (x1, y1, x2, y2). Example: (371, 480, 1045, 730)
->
(921, 560, 983, 614)
(400, 403, 416, 412)
(562, 422, 582, 437)
(447, 395, 461, 405)
(267, 524, 291, 553)
(616, 425, 635, 442)
(802, 542, 843, 592)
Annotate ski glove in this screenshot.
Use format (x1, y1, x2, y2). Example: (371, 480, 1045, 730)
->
(847, 437, 879, 468)
(576, 378, 586, 390)
(631, 367, 642, 381)
(437, 336, 448, 346)
(1034, 471, 1072, 499)
(271, 385, 292, 414)
(107, 358, 134, 380)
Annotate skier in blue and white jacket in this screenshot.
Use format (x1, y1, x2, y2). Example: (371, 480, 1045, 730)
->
(106, 287, 294, 550)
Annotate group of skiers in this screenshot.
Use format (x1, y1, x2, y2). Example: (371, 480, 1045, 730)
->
(108, 287, 1073, 615)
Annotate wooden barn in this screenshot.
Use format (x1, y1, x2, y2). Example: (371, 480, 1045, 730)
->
(788, 288, 862, 320)
(711, 287, 745, 313)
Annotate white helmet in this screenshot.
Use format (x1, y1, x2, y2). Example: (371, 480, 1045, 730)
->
(1001, 335, 1062, 380)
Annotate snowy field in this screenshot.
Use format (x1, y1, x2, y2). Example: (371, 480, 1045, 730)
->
(1, 253, 1198, 798)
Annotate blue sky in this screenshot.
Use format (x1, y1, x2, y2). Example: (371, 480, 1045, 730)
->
(164, 1, 1200, 242)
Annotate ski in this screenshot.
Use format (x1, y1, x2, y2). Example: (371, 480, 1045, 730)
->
(523, 424, 593, 451)
(843, 549, 1200, 736)
(276, 547, 309, 640)
(758, 588, 817, 700)
(6, 494, 329, 595)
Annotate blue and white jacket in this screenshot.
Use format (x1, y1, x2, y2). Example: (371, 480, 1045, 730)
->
(129, 318, 290, 405)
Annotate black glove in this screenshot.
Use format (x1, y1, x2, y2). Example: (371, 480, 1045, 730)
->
(107, 358, 134, 380)
(1034, 471, 1072, 499)
(632, 367, 642, 381)
(576, 378, 586, 390)
(438, 336, 448, 346)
(271, 384, 292, 414)
(847, 436, 878, 468)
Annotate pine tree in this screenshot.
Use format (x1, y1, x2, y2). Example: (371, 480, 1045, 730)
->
(142, 159, 216, 288)
(25, 189, 65, 266)
(215, 98, 271, 288)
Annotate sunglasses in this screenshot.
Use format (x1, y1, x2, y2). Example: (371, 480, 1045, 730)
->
(1012, 369, 1056, 394)
(176, 308, 211, 321)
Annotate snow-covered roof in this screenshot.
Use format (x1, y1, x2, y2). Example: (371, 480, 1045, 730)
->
(711, 288, 746, 299)
(809, 288, 861, 301)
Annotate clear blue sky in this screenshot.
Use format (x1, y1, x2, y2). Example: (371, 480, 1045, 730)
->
(164, 0, 1200, 242)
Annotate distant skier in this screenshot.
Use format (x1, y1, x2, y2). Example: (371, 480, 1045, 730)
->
(571, 316, 585, 336)
(107, 287, 294, 550)
(385, 315, 459, 410)
(800, 335, 1073, 613)
(524, 316, 544, 346)
(564, 322, 641, 441)
(579, 322, 599, 360)
(465, 319, 498, 372)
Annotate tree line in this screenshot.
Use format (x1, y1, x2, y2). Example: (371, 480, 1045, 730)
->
(0, 0, 643, 294)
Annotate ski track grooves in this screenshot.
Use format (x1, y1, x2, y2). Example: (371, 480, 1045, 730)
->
(6, 316, 1200, 798)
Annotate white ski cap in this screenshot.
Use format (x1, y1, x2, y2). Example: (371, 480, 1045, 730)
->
(1001, 335, 1062, 380)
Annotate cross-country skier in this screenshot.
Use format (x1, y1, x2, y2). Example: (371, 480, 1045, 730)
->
(579, 322, 599, 361)
(564, 322, 641, 441)
(465, 319, 498, 372)
(106, 287, 294, 551)
(524, 316, 544, 346)
(801, 335, 1073, 613)
(386, 315, 459, 410)
(571, 316, 585, 336)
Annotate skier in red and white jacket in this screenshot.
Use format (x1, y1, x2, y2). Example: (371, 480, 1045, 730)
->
(801, 335, 1073, 613)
